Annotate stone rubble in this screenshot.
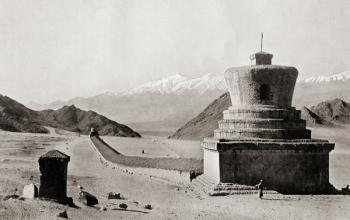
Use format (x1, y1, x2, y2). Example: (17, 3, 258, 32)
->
(57, 210, 68, 219)
(79, 191, 98, 206)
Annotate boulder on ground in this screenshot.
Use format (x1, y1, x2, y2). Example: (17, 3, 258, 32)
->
(22, 184, 38, 199)
(119, 203, 128, 209)
(341, 185, 350, 194)
(79, 191, 98, 206)
(57, 210, 68, 218)
(3, 194, 19, 201)
(144, 204, 152, 210)
(100, 206, 107, 211)
(107, 192, 121, 199)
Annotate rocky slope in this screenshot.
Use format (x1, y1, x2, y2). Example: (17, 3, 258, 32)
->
(37, 105, 141, 137)
(169, 93, 231, 140)
(170, 95, 348, 140)
(310, 99, 350, 125)
(0, 94, 49, 133)
(300, 107, 335, 127)
(0, 94, 140, 137)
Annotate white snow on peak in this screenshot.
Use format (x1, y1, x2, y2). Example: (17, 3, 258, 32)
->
(298, 71, 350, 83)
(172, 73, 226, 93)
(111, 70, 350, 96)
(115, 73, 226, 96)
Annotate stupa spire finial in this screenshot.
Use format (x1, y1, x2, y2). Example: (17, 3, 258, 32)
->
(260, 32, 263, 52)
(249, 33, 273, 65)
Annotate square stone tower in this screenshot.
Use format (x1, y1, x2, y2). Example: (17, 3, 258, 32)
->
(198, 51, 334, 195)
(38, 150, 70, 203)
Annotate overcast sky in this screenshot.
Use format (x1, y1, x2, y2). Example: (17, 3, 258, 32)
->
(0, 0, 349, 104)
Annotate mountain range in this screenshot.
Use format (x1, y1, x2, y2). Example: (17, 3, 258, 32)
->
(28, 71, 350, 135)
(0, 94, 140, 137)
(28, 74, 226, 135)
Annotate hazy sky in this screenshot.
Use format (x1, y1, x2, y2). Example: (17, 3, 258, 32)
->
(0, 0, 349, 104)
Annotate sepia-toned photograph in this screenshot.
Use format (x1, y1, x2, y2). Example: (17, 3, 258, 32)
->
(0, 0, 349, 219)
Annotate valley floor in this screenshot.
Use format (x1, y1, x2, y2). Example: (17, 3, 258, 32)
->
(0, 127, 349, 219)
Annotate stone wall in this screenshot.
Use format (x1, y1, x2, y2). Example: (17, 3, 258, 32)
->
(88, 138, 195, 185)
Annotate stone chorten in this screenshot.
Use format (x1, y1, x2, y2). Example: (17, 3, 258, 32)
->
(199, 51, 334, 195)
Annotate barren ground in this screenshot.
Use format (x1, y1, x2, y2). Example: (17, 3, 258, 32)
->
(0, 127, 349, 219)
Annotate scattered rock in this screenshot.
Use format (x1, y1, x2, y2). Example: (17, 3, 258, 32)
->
(3, 194, 19, 201)
(144, 204, 152, 210)
(66, 197, 78, 208)
(79, 191, 98, 206)
(100, 205, 107, 211)
(22, 183, 38, 199)
(108, 192, 121, 199)
(341, 185, 350, 194)
(57, 210, 68, 218)
(119, 203, 128, 210)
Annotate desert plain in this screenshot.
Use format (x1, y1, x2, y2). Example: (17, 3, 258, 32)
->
(0, 126, 349, 220)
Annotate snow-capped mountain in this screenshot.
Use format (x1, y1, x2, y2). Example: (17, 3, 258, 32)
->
(297, 71, 350, 83)
(28, 71, 350, 136)
(112, 70, 350, 97)
(28, 73, 227, 135)
(115, 73, 226, 96)
(294, 70, 350, 108)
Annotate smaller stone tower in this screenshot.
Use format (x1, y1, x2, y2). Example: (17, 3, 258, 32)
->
(38, 150, 70, 203)
(197, 50, 335, 195)
(250, 51, 273, 65)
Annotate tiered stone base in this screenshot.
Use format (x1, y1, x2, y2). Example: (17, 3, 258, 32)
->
(192, 174, 279, 196)
(202, 138, 334, 194)
(215, 106, 311, 140)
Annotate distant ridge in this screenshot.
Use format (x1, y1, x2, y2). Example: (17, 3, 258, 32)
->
(294, 71, 350, 108)
(0, 94, 48, 133)
(28, 70, 350, 135)
(115, 73, 226, 96)
(0, 94, 141, 137)
(170, 93, 231, 140)
(310, 98, 350, 124)
(300, 107, 335, 127)
(37, 105, 141, 137)
(28, 71, 350, 109)
(27, 74, 226, 135)
(297, 71, 350, 83)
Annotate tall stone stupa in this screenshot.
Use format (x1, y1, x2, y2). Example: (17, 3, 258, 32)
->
(197, 46, 335, 195)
